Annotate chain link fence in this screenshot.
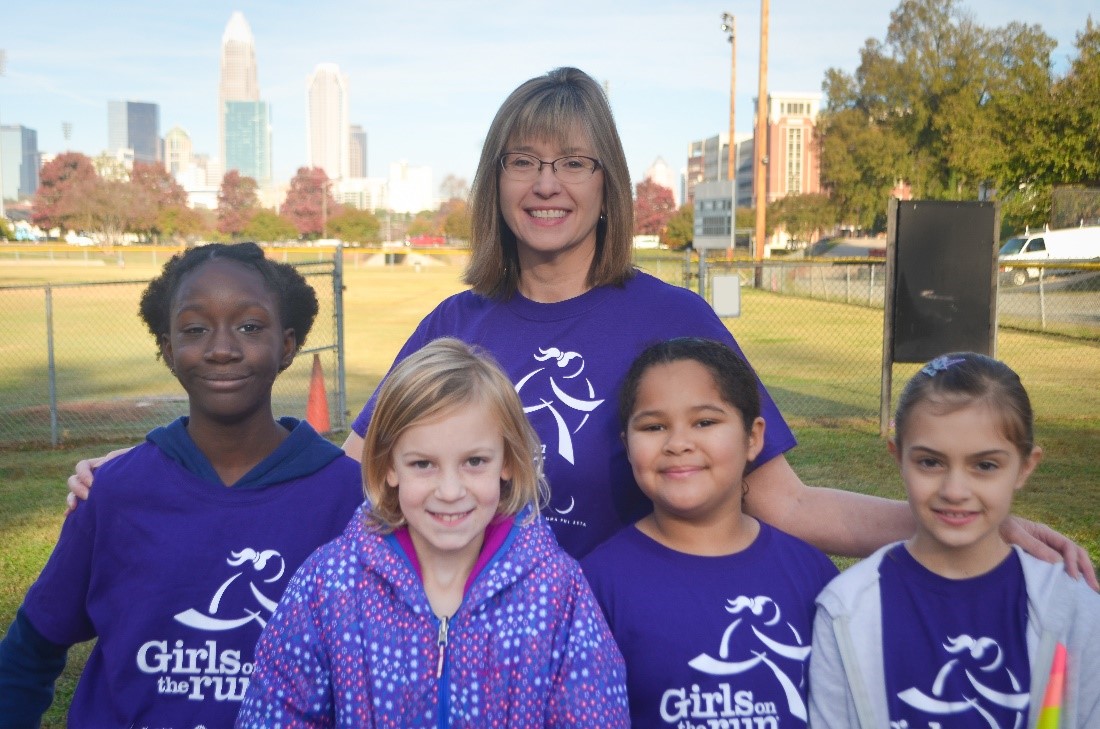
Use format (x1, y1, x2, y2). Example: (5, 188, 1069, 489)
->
(2, 246, 1096, 445)
(634, 251, 1100, 427)
(0, 250, 346, 447)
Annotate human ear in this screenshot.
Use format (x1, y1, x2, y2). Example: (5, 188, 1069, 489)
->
(278, 329, 297, 372)
(746, 417, 766, 462)
(160, 335, 175, 373)
(1015, 446, 1043, 491)
(385, 465, 399, 489)
(887, 438, 901, 463)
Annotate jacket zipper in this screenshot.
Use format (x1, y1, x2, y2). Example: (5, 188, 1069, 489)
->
(436, 614, 450, 678)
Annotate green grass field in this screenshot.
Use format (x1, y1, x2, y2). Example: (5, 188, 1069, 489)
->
(1, 251, 1096, 726)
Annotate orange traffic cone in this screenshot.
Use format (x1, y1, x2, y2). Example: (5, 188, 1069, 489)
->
(306, 354, 331, 434)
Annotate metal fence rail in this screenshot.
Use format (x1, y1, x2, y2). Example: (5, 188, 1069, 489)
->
(633, 251, 1100, 426)
(0, 252, 346, 447)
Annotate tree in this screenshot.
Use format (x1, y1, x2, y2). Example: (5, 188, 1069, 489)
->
(441, 200, 472, 242)
(439, 174, 469, 202)
(157, 205, 208, 241)
(770, 194, 837, 244)
(282, 167, 339, 238)
(633, 179, 677, 235)
(129, 163, 188, 241)
(405, 210, 438, 238)
(327, 207, 381, 244)
(661, 204, 694, 250)
(217, 171, 260, 238)
(244, 209, 298, 242)
(816, 0, 1061, 232)
(83, 178, 143, 245)
(31, 152, 98, 232)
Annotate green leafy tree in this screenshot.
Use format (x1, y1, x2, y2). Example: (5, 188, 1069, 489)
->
(217, 171, 260, 238)
(770, 194, 837, 244)
(816, 0, 1060, 232)
(441, 200, 471, 242)
(244, 209, 298, 242)
(157, 205, 208, 242)
(327, 207, 381, 244)
(660, 204, 694, 250)
(405, 210, 438, 237)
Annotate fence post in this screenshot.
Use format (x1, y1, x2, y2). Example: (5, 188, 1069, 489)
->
(45, 285, 60, 447)
(697, 251, 706, 298)
(1038, 268, 1047, 329)
(333, 249, 348, 431)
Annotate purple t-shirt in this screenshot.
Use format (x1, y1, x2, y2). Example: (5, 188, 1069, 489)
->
(21, 439, 363, 729)
(880, 544, 1031, 728)
(582, 522, 838, 728)
(352, 272, 797, 558)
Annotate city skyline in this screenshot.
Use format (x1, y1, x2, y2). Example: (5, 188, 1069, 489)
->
(2, 1, 1091, 191)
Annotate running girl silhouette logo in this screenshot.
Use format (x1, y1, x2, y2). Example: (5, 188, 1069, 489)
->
(660, 595, 812, 726)
(515, 345, 604, 468)
(891, 634, 1029, 729)
(174, 548, 286, 631)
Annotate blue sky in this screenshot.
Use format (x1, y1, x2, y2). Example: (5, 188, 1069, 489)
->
(2, 1, 1092, 190)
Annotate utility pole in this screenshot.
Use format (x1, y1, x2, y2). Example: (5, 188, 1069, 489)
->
(0, 50, 7, 222)
(753, 0, 770, 272)
(721, 13, 736, 260)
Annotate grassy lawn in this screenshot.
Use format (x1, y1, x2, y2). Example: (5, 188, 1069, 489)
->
(1, 250, 1096, 725)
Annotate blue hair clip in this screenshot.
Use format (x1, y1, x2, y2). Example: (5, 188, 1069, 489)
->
(920, 355, 966, 378)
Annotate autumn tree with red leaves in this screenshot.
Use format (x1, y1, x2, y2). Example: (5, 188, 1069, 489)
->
(217, 171, 260, 238)
(31, 152, 98, 232)
(282, 167, 340, 238)
(129, 163, 189, 240)
(633, 179, 677, 235)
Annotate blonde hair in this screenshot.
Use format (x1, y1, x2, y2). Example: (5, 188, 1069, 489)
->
(465, 67, 635, 299)
(362, 338, 547, 532)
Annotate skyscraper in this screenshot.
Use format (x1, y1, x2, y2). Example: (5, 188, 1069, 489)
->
(348, 124, 367, 179)
(219, 12, 268, 183)
(107, 101, 160, 164)
(0, 124, 39, 200)
(307, 64, 350, 181)
(225, 101, 272, 185)
(163, 126, 193, 177)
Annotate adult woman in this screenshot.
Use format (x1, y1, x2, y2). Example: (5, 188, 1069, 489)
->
(337, 67, 1094, 575)
(72, 68, 1093, 582)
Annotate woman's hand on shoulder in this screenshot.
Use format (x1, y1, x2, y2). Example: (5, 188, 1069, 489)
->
(64, 447, 134, 515)
(1002, 515, 1098, 591)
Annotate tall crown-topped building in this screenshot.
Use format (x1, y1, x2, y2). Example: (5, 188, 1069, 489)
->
(218, 12, 270, 184)
(307, 63, 350, 181)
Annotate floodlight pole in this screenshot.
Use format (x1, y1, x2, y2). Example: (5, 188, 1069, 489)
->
(753, 0, 770, 279)
(721, 13, 736, 260)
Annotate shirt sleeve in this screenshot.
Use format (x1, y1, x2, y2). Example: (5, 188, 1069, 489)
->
(808, 603, 861, 728)
(0, 607, 70, 729)
(21, 501, 98, 647)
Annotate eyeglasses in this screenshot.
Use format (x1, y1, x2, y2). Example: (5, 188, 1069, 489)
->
(499, 153, 601, 183)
